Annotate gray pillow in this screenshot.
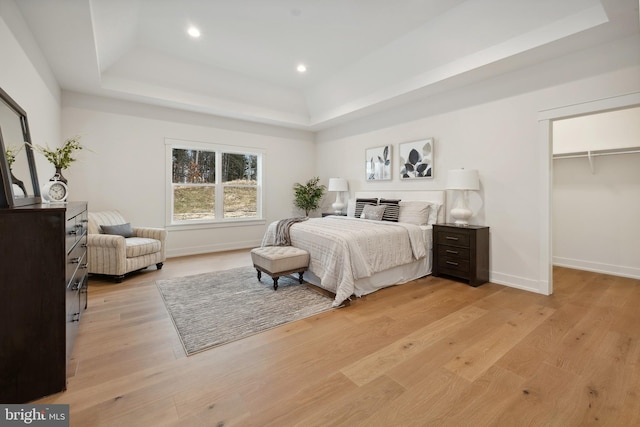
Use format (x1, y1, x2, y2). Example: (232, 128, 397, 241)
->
(100, 223, 135, 238)
(360, 204, 386, 221)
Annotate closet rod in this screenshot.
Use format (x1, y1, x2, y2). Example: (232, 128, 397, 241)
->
(553, 148, 640, 160)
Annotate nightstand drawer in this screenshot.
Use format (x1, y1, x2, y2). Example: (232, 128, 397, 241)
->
(437, 245, 470, 260)
(438, 257, 470, 274)
(435, 229, 470, 247)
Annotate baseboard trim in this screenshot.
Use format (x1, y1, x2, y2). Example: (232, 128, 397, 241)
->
(553, 257, 640, 280)
(489, 271, 547, 294)
(166, 240, 261, 258)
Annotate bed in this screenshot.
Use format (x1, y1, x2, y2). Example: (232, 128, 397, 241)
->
(261, 190, 446, 306)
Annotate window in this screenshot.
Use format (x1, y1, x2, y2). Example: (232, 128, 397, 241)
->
(167, 139, 263, 225)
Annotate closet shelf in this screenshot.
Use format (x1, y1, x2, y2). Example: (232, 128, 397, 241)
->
(552, 146, 640, 174)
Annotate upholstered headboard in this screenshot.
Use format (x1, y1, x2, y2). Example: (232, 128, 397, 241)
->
(352, 190, 446, 224)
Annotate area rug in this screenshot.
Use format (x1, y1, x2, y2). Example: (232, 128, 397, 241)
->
(155, 266, 335, 355)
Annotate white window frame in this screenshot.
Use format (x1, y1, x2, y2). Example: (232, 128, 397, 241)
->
(165, 138, 265, 230)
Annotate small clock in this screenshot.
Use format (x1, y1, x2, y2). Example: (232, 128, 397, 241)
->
(42, 175, 68, 203)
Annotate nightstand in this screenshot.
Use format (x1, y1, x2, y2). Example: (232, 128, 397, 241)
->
(322, 212, 347, 217)
(432, 224, 489, 286)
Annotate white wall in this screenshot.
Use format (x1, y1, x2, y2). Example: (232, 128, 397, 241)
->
(553, 107, 640, 154)
(315, 35, 640, 294)
(61, 92, 316, 257)
(0, 1, 61, 178)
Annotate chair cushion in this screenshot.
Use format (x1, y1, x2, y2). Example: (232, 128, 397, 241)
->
(251, 246, 309, 274)
(125, 237, 162, 258)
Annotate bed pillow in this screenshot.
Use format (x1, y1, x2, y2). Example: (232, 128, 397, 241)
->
(346, 199, 356, 217)
(354, 198, 378, 218)
(100, 223, 135, 238)
(360, 204, 386, 221)
(398, 201, 431, 226)
(426, 202, 443, 224)
(379, 199, 401, 222)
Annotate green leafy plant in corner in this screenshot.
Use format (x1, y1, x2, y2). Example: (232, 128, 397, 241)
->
(293, 176, 326, 217)
(29, 135, 84, 169)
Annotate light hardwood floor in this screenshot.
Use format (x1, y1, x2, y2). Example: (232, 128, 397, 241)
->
(36, 250, 640, 426)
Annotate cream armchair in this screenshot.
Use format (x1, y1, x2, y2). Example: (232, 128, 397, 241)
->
(87, 210, 167, 282)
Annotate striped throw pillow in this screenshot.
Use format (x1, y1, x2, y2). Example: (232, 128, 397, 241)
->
(354, 198, 378, 218)
(379, 199, 401, 222)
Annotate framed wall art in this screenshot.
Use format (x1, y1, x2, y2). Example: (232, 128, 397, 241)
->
(399, 138, 434, 179)
(365, 145, 392, 181)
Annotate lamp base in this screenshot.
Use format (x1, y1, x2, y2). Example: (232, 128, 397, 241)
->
(450, 207, 472, 226)
(332, 202, 345, 214)
(450, 189, 473, 226)
(332, 192, 345, 214)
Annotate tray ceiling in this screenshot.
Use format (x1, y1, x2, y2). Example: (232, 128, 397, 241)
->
(14, 0, 640, 130)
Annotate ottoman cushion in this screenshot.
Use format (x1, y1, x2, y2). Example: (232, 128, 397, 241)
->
(250, 246, 309, 274)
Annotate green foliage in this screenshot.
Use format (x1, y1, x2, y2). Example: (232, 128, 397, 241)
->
(293, 176, 326, 216)
(31, 136, 84, 169)
(4, 144, 23, 168)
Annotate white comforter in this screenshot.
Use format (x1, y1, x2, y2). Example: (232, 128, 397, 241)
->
(261, 216, 428, 306)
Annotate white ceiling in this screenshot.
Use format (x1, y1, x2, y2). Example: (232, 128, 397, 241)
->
(14, 0, 640, 130)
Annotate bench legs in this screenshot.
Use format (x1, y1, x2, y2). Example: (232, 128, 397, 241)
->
(255, 267, 305, 291)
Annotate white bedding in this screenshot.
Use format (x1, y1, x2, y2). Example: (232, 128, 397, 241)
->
(261, 216, 432, 306)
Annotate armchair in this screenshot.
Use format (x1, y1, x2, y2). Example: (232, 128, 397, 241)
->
(87, 210, 167, 282)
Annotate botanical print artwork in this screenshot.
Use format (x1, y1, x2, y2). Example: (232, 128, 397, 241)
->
(400, 138, 434, 179)
(366, 145, 392, 181)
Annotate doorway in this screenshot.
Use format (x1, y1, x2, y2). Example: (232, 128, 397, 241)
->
(538, 92, 640, 295)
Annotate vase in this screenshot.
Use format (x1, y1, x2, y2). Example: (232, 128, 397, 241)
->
(52, 167, 68, 184)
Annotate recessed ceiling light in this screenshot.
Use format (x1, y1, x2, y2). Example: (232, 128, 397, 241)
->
(187, 26, 201, 38)
(297, 64, 307, 73)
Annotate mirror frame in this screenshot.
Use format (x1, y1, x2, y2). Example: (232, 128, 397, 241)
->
(0, 87, 41, 208)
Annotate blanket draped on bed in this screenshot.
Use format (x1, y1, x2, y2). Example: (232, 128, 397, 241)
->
(273, 217, 308, 246)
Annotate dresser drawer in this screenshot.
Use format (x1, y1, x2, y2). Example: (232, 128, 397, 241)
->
(437, 245, 470, 260)
(435, 229, 470, 247)
(65, 210, 88, 253)
(66, 237, 87, 288)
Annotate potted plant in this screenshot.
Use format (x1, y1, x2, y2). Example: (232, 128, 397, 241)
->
(293, 177, 326, 217)
(30, 135, 84, 184)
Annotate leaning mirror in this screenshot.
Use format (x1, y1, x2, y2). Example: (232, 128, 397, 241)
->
(0, 87, 41, 208)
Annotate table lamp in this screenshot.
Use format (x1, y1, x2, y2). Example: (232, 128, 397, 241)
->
(328, 178, 349, 214)
(446, 169, 479, 226)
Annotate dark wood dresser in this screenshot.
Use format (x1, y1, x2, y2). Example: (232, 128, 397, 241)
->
(432, 223, 489, 286)
(0, 202, 88, 403)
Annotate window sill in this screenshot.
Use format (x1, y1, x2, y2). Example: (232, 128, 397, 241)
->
(167, 218, 266, 231)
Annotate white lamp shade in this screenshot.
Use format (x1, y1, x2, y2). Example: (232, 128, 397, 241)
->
(446, 169, 479, 190)
(328, 178, 349, 192)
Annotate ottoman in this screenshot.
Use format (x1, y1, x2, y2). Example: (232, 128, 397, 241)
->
(250, 246, 310, 290)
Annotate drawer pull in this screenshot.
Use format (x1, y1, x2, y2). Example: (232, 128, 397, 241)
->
(68, 230, 77, 235)
(445, 236, 459, 241)
(70, 257, 81, 264)
(446, 249, 459, 254)
(446, 261, 459, 266)
(71, 280, 81, 291)
(71, 313, 80, 322)
(81, 263, 88, 269)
